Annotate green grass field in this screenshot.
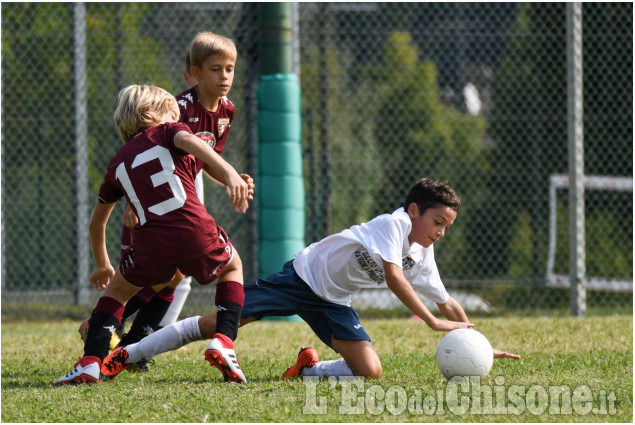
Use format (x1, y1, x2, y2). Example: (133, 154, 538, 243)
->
(1, 314, 632, 422)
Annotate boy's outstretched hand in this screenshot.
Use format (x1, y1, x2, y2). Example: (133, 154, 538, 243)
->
(89, 264, 115, 290)
(493, 348, 521, 360)
(223, 170, 249, 212)
(432, 319, 475, 332)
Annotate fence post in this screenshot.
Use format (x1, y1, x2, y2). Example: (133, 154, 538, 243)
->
(72, 2, 90, 305)
(234, 3, 261, 283)
(567, 2, 586, 316)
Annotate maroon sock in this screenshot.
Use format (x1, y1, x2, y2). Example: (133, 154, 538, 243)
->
(215, 280, 245, 306)
(154, 286, 175, 302)
(136, 286, 157, 303)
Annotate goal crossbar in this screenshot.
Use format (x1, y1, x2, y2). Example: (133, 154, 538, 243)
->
(547, 174, 633, 292)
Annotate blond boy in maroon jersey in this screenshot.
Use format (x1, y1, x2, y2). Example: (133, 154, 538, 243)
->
(111, 32, 246, 354)
(57, 84, 251, 384)
(79, 34, 251, 368)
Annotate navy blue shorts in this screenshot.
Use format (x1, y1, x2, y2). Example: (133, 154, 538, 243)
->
(241, 260, 371, 351)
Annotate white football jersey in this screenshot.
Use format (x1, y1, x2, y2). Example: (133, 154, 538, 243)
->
(293, 208, 449, 306)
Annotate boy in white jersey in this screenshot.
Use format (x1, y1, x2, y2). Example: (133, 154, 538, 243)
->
(102, 178, 520, 380)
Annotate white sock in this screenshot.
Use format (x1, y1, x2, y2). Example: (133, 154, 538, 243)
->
(159, 276, 192, 327)
(126, 316, 202, 363)
(301, 358, 354, 378)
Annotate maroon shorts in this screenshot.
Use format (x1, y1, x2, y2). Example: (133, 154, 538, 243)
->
(118, 226, 233, 287)
(121, 225, 133, 253)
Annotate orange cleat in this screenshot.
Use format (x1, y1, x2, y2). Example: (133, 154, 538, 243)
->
(100, 347, 130, 381)
(282, 347, 319, 378)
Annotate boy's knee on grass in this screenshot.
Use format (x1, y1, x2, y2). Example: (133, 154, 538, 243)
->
(352, 359, 382, 379)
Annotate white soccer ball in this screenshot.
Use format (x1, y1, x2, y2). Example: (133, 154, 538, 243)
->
(436, 328, 493, 381)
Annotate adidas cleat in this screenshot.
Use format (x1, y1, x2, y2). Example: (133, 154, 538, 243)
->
(283, 347, 319, 378)
(204, 338, 246, 383)
(56, 356, 102, 385)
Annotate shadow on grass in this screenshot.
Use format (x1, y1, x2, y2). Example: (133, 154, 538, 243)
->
(148, 376, 285, 384)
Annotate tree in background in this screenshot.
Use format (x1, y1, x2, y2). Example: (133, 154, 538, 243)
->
(300, 28, 489, 276)
(369, 32, 488, 272)
(2, 4, 78, 289)
(476, 3, 632, 288)
(300, 5, 386, 242)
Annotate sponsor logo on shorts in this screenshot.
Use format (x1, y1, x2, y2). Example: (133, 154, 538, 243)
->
(209, 259, 230, 278)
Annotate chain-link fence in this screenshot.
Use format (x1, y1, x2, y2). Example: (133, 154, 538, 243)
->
(2, 3, 632, 318)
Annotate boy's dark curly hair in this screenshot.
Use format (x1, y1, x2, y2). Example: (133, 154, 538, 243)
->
(404, 178, 461, 214)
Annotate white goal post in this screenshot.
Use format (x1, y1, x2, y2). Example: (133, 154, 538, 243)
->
(547, 174, 633, 292)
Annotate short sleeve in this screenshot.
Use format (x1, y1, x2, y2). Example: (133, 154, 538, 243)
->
(408, 246, 450, 304)
(97, 178, 123, 204)
(165, 122, 193, 155)
(364, 216, 408, 267)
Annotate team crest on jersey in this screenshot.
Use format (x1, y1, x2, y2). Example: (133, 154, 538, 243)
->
(218, 118, 230, 137)
(196, 131, 216, 149)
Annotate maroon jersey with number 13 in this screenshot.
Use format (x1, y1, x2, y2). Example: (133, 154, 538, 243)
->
(98, 122, 227, 276)
(119, 88, 235, 250)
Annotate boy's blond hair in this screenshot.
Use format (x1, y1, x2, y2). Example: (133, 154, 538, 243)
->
(189, 31, 237, 69)
(113, 85, 180, 142)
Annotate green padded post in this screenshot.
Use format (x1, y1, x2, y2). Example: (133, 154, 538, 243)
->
(258, 4, 305, 279)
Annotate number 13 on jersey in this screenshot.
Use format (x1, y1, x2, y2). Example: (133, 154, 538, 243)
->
(115, 145, 187, 225)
